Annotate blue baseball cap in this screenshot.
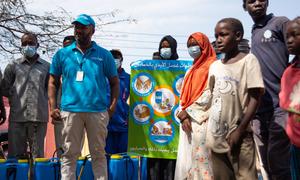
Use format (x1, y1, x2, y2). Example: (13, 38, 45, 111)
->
(72, 14, 95, 27)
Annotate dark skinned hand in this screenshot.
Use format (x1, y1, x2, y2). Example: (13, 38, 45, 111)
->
(50, 108, 61, 122)
(227, 127, 244, 155)
(181, 118, 192, 134)
(177, 110, 189, 121)
(107, 108, 115, 118)
(177, 110, 192, 134)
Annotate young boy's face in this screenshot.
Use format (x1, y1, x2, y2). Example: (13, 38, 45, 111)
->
(244, 0, 268, 20)
(214, 22, 240, 54)
(286, 21, 300, 55)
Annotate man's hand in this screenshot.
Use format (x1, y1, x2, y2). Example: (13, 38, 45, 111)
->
(227, 127, 244, 153)
(107, 108, 114, 118)
(0, 108, 6, 125)
(50, 108, 61, 121)
(108, 76, 119, 119)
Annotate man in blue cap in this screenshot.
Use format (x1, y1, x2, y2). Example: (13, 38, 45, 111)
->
(48, 14, 119, 180)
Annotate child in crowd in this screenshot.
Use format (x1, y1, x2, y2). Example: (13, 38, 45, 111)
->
(243, 0, 291, 178)
(206, 18, 265, 180)
(175, 32, 216, 180)
(279, 17, 300, 180)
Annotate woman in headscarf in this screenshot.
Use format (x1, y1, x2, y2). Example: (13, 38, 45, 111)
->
(158, 35, 179, 60)
(147, 35, 179, 180)
(175, 32, 216, 180)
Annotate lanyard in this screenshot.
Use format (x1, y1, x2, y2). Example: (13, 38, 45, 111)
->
(75, 51, 85, 70)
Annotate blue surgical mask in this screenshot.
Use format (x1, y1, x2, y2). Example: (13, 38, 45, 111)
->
(22, 45, 37, 58)
(114, 58, 122, 69)
(188, 46, 201, 59)
(160, 48, 172, 59)
(217, 53, 225, 60)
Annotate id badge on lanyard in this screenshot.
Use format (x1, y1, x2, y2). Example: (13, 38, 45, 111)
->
(76, 71, 84, 81)
(76, 52, 84, 82)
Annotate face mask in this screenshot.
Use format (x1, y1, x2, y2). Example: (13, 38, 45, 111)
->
(160, 48, 172, 59)
(22, 45, 37, 58)
(188, 46, 201, 59)
(114, 58, 122, 69)
(217, 53, 225, 60)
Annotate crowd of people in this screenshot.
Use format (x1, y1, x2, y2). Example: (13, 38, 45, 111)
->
(0, 0, 299, 180)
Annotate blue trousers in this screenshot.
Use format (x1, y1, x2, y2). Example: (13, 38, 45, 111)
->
(105, 131, 128, 154)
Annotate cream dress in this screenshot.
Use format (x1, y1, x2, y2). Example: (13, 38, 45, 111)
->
(175, 89, 213, 180)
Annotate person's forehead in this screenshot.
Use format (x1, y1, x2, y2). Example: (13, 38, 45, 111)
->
(74, 23, 93, 28)
(216, 22, 232, 30)
(21, 34, 37, 42)
(188, 37, 196, 43)
(245, 0, 268, 4)
(187, 37, 198, 46)
(161, 40, 170, 47)
(113, 54, 122, 58)
(287, 21, 300, 30)
(245, 0, 253, 3)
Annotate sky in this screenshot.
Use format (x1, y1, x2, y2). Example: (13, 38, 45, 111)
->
(25, 0, 300, 73)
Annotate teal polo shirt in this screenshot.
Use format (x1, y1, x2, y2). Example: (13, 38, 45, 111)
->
(50, 41, 117, 112)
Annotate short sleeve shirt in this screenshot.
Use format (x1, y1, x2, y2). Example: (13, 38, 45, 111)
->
(50, 42, 117, 112)
(279, 60, 300, 147)
(1, 57, 50, 122)
(251, 14, 290, 112)
(206, 54, 264, 153)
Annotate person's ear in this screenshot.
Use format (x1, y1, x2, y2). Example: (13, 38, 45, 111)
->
(236, 31, 242, 42)
(91, 27, 95, 34)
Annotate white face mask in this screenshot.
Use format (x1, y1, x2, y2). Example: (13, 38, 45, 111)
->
(188, 46, 201, 59)
(160, 48, 172, 59)
(22, 45, 37, 58)
(114, 58, 122, 69)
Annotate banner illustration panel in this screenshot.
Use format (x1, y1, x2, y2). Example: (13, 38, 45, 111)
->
(128, 60, 192, 159)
